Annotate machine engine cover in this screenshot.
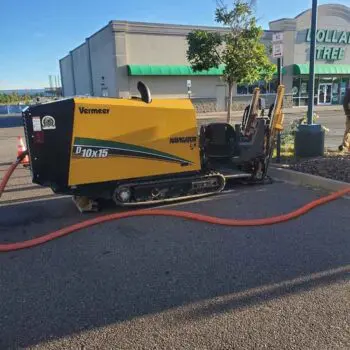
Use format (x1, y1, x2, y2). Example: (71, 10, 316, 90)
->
(22, 97, 201, 192)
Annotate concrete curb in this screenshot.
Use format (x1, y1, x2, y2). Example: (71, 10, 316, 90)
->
(268, 165, 350, 199)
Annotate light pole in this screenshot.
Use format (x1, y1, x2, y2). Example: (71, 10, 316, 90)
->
(295, 0, 325, 158)
(307, 0, 318, 125)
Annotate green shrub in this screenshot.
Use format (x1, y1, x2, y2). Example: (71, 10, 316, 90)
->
(279, 112, 329, 153)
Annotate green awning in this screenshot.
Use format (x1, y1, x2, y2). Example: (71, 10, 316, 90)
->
(127, 64, 286, 77)
(293, 64, 350, 75)
(127, 65, 225, 76)
(273, 67, 287, 76)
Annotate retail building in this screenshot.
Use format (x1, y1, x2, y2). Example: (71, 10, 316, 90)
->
(60, 3, 350, 110)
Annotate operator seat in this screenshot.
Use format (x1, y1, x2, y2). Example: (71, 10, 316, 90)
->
(200, 123, 237, 159)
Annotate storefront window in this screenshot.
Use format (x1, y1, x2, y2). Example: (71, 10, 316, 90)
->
(332, 78, 340, 105)
(314, 77, 320, 105)
(299, 78, 309, 106)
(237, 84, 248, 95)
(292, 77, 300, 106)
(316, 77, 332, 105)
(248, 83, 259, 94)
(259, 81, 269, 94)
(237, 80, 273, 95)
(269, 79, 278, 94)
(292, 75, 349, 106)
(340, 77, 349, 104)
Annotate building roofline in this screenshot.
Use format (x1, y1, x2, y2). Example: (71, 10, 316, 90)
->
(59, 54, 71, 63)
(110, 19, 273, 34)
(110, 19, 227, 31)
(70, 42, 86, 54)
(59, 19, 274, 61)
(269, 17, 292, 24)
(110, 19, 232, 36)
(269, 3, 350, 25)
(59, 22, 111, 62)
(87, 22, 111, 40)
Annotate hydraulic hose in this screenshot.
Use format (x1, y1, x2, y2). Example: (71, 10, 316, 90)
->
(0, 151, 29, 200)
(0, 152, 349, 253)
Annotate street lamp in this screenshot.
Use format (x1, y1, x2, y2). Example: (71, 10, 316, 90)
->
(307, 0, 318, 124)
(295, 0, 325, 157)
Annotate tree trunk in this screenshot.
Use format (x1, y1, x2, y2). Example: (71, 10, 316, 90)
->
(227, 81, 233, 124)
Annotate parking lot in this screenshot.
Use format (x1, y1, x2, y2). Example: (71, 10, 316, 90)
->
(0, 123, 349, 349)
(197, 109, 348, 150)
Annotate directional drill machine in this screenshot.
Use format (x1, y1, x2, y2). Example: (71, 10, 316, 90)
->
(22, 82, 285, 211)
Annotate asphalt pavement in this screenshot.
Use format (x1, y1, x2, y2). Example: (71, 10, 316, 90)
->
(0, 114, 24, 128)
(0, 117, 349, 349)
(0, 126, 25, 164)
(0, 179, 349, 349)
(1, 109, 347, 151)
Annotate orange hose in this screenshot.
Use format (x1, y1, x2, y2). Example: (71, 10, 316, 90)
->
(0, 151, 29, 199)
(1, 153, 350, 253)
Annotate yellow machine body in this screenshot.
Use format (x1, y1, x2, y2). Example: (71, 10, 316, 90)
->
(69, 98, 201, 186)
(22, 83, 285, 210)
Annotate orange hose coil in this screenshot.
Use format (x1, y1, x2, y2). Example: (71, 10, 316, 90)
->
(1, 153, 349, 253)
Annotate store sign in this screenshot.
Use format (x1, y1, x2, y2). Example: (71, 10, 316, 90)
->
(305, 28, 348, 61)
(272, 32, 283, 58)
(273, 32, 283, 42)
(272, 43, 283, 58)
(306, 29, 350, 44)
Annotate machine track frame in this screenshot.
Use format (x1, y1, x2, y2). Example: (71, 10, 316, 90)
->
(112, 171, 226, 207)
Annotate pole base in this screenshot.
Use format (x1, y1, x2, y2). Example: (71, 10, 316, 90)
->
(294, 124, 325, 158)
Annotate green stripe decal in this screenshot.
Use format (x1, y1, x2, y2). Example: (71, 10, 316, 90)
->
(73, 137, 193, 164)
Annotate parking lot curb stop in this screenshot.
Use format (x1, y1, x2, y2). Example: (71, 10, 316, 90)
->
(268, 165, 350, 199)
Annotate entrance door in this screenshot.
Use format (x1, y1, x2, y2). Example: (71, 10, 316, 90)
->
(318, 83, 332, 105)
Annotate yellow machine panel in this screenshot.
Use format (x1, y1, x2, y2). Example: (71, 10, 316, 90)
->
(23, 81, 285, 210)
(69, 98, 201, 186)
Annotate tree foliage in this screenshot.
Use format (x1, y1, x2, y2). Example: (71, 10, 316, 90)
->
(0, 92, 42, 104)
(186, 0, 275, 122)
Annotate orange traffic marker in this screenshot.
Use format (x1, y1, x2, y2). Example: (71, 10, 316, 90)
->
(17, 136, 29, 167)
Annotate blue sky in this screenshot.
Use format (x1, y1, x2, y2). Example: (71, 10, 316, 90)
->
(0, 0, 349, 89)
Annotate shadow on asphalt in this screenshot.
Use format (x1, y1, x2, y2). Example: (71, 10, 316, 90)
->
(172, 265, 350, 323)
(0, 194, 62, 208)
(0, 174, 32, 180)
(0, 161, 13, 167)
(0, 182, 349, 348)
(2, 185, 42, 194)
(0, 179, 271, 231)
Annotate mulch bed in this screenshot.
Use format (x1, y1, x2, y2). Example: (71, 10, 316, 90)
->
(275, 152, 350, 184)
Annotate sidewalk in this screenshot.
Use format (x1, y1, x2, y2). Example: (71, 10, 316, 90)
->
(197, 105, 343, 119)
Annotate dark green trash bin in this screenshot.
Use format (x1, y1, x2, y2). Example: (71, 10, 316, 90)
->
(294, 124, 325, 158)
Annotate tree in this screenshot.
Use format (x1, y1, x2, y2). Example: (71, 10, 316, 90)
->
(23, 94, 31, 104)
(186, 0, 275, 123)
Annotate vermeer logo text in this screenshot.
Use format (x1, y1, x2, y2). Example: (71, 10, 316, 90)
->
(79, 107, 110, 114)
